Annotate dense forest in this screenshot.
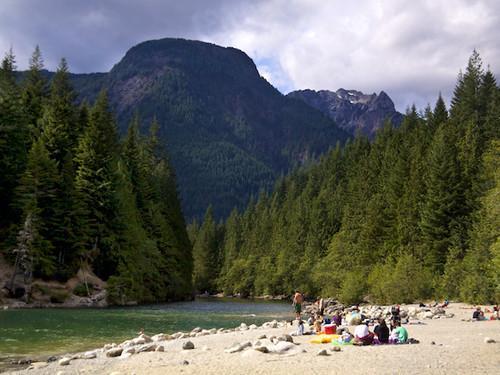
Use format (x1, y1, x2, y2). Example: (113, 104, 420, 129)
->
(50, 38, 350, 220)
(0, 47, 193, 304)
(190, 52, 500, 305)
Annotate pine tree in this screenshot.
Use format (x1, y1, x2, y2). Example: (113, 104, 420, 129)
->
(22, 45, 47, 139)
(192, 206, 219, 292)
(41, 58, 77, 163)
(74, 90, 119, 278)
(15, 138, 60, 277)
(0, 49, 29, 235)
(419, 124, 465, 271)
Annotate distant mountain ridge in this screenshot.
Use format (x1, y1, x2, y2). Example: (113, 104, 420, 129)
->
(287, 88, 404, 137)
(60, 38, 349, 219)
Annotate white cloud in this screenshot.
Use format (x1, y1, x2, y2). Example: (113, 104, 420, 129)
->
(0, 0, 498, 111)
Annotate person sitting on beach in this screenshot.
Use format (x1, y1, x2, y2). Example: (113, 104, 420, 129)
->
(353, 321, 374, 346)
(314, 314, 323, 334)
(332, 310, 342, 326)
(390, 321, 408, 344)
(472, 307, 485, 321)
(440, 299, 449, 308)
(293, 290, 303, 320)
(374, 318, 390, 344)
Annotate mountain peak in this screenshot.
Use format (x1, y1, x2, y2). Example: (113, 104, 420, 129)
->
(287, 88, 403, 137)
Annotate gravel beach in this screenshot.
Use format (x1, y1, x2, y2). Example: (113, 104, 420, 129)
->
(7, 303, 499, 375)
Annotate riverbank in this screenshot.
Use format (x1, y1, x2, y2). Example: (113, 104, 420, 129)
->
(6, 303, 499, 375)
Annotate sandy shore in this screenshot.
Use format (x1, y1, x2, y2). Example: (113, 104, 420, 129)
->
(8, 303, 500, 375)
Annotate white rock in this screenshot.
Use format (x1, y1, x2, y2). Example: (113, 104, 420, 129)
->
(249, 324, 258, 330)
(272, 341, 295, 354)
(139, 333, 153, 342)
(106, 347, 123, 357)
(58, 357, 71, 366)
(137, 343, 157, 353)
(151, 333, 168, 342)
(132, 337, 146, 345)
(122, 347, 136, 355)
(209, 328, 217, 334)
(191, 327, 202, 333)
(240, 323, 249, 330)
(81, 350, 97, 359)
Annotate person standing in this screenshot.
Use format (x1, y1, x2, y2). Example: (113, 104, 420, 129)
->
(293, 290, 303, 320)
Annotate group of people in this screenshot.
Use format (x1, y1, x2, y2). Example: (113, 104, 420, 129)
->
(472, 305, 499, 321)
(292, 291, 411, 345)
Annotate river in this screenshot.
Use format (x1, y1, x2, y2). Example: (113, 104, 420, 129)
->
(0, 298, 291, 369)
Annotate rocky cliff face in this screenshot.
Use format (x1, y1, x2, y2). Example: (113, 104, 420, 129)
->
(287, 88, 404, 138)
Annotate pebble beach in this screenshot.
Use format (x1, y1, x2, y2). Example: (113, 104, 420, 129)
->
(7, 303, 500, 375)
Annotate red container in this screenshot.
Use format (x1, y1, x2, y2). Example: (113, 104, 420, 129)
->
(323, 324, 336, 334)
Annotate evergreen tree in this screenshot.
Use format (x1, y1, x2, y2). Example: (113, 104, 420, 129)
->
(74, 90, 119, 278)
(15, 138, 60, 277)
(192, 206, 219, 292)
(22, 45, 47, 138)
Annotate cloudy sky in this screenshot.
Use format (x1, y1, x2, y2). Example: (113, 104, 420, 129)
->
(1, 0, 499, 111)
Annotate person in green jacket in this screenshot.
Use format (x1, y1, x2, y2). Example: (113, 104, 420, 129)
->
(391, 320, 408, 344)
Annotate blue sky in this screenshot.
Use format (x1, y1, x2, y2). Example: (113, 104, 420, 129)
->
(1, 0, 499, 111)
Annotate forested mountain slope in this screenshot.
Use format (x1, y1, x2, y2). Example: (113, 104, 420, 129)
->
(66, 38, 350, 219)
(191, 52, 500, 305)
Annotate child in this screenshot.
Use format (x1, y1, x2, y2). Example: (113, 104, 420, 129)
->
(296, 320, 305, 336)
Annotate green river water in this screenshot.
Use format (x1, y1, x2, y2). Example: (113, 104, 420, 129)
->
(0, 298, 290, 369)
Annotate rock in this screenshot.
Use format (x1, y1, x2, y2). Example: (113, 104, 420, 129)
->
(209, 328, 217, 334)
(191, 327, 202, 333)
(484, 337, 496, 344)
(279, 334, 294, 343)
(182, 341, 195, 350)
(106, 347, 123, 357)
(317, 349, 329, 356)
(58, 357, 71, 366)
(132, 337, 146, 345)
(201, 346, 210, 351)
(151, 333, 168, 342)
(249, 324, 258, 330)
(225, 341, 252, 353)
(137, 343, 157, 353)
(272, 341, 295, 354)
(80, 350, 97, 359)
(254, 346, 269, 353)
(217, 328, 225, 333)
(424, 311, 434, 319)
(47, 356, 57, 362)
(56, 372, 67, 375)
(119, 352, 133, 360)
(139, 333, 153, 342)
(240, 323, 249, 330)
(257, 334, 267, 339)
(431, 341, 436, 345)
(331, 346, 341, 352)
(178, 333, 188, 339)
(181, 360, 189, 365)
(156, 345, 165, 352)
(123, 347, 136, 355)
(28, 362, 48, 370)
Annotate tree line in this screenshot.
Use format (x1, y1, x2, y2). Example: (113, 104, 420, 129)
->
(190, 51, 499, 304)
(0, 47, 192, 303)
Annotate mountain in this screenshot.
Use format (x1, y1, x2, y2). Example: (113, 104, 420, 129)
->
(287, 88, 404, 138)
(65, 38, 349, 219)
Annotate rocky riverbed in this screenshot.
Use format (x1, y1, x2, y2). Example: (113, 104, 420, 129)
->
(5, 303, 499, 375)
